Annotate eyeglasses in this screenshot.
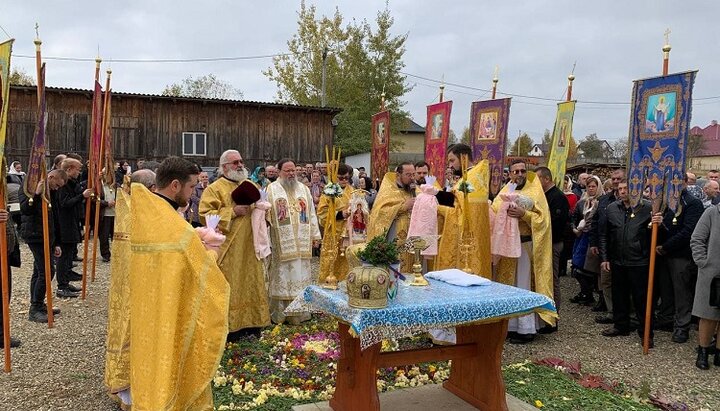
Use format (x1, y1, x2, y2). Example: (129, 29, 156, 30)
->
(511, 169, 527, 175)
(225, 160, 243, 166)
(337, 175, 349, 181)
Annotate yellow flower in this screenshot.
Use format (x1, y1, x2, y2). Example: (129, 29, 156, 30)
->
(428, 365, 436, 373)
(534, 400, 544, 408)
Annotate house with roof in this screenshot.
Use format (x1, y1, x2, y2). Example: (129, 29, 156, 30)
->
(6, 85, 341, 169)
(689, 120, 720, 172)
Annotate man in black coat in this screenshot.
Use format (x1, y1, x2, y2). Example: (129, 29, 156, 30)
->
(20, 169, 67, 321)
(56, 159, 92, 298)
(0, 208, 21, 348)
(599, 178, 655, 347)
(589, 168, 624, 320)
(653, 180, 704, 343)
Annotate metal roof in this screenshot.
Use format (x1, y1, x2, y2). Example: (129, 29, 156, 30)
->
(10, 85, 343, 113)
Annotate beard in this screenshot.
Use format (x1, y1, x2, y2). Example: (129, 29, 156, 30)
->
(175, 193, 189, 208)
(452, 167, 463, 177)
(279, 177, 301, 196)
(225, 168, 248, 182)
(416, 177, 426, 186)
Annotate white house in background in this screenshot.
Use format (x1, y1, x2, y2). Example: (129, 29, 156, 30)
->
(528, 143, 549, 157)
(344, 152, 371, 176)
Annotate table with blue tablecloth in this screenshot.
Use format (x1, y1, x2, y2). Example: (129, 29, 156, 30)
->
(287, 278, 556, 411)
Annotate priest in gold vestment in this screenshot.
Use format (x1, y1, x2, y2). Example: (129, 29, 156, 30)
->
(267, 159, 321, 324)
(491, 159, 555, 344)
(317, 163, 354, 283)
(199, 150, 270, 336)
(366, 163, 417, 273)
(104, 183, 132, 404)
(435, 144, 492, 277)
(104, 170, 156, 407)
(129, 157, 229, 410)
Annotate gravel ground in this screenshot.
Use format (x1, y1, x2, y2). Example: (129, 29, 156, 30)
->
(1, 245, 718, 410)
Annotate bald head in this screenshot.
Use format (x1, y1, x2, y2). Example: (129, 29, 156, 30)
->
(131, 169, 157, 191)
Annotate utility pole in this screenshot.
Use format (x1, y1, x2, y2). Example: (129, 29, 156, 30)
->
(321, 46, 328, 107)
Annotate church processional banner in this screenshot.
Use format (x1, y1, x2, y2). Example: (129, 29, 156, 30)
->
(371, 110, 390, 181)
(627, 71, 697, 213)
(469, 98, 511, 197)
(547, 101, 576, 188)
(24, 64, 47, 201)
(0, 39, 13, 161)
(425, 101, 453, 178)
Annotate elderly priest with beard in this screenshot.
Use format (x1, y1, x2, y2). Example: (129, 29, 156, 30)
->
(267, 158, 321, 324)
(199, 150, 270, 340)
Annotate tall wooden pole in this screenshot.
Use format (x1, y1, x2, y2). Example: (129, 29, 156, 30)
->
(91, 69, 111, 282)
(1, 158, 11, 371)
(491, 66, 498, 100)
(643, 30, 671, 355)
(81, 57, 101, 299)
(34, 30, 55, 329)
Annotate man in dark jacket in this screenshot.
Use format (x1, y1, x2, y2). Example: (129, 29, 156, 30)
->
(653, 182, 704, 343)
(0, 208, 21, 348)
(599, 178, 654, 347)
(20, 169, 67, 322)
(57, 159, 92, 298)
(589, 168, 624, 320)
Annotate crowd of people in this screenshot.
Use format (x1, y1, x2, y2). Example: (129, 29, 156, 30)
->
(2, 146, 720, 409)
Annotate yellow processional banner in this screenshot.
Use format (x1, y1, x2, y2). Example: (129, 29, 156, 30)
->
(546, 101, 576, 187)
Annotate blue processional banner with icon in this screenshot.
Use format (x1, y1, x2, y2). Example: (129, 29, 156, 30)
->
(627, 70, 697, 213)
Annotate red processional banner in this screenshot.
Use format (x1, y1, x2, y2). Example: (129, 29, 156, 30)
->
(371, 110, 390, 181)
(424, 101, 453, 178)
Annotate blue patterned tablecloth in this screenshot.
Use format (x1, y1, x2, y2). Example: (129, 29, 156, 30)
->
(286, 279, 556, 349)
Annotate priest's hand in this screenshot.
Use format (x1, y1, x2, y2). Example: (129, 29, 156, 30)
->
(341, 209, 350, 218)
(507, 204, 526, 218)
(404, 198, 415, 211)
(233, 205, 249, 216)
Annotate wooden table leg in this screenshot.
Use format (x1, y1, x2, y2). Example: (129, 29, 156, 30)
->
(443, 320, 509, 411)
(330, 323, 381, 411)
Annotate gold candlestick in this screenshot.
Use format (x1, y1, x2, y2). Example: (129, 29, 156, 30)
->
(409, 237, 429, 286)
(322, 243, 339, 290)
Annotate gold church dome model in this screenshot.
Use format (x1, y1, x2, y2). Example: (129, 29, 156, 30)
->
(346, 266, 390, 309)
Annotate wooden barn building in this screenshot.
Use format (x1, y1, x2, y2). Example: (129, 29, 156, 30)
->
(5, 85, 341, 169)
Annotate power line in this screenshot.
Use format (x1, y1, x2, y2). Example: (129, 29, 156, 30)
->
(12, 52, 292, 63)
(0, 24, 11, 40)
(8, 49, 720, 104)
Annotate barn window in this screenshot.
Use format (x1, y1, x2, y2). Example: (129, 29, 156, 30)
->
(182, 132, 207, 156)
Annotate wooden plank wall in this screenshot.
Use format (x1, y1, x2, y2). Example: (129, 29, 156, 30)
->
(5, 87, 337, 170)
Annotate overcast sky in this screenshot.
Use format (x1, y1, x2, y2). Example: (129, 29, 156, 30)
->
(3, 0, 720, 145)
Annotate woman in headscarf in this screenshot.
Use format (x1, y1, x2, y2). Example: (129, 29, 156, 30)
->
(559, 175, 579, 277)
(7, 161, 26, 230)
(569, 175, 605, 306)
(250, 166, 268, 188)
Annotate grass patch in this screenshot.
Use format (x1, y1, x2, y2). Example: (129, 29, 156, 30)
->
(504, 362, 656, 410)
